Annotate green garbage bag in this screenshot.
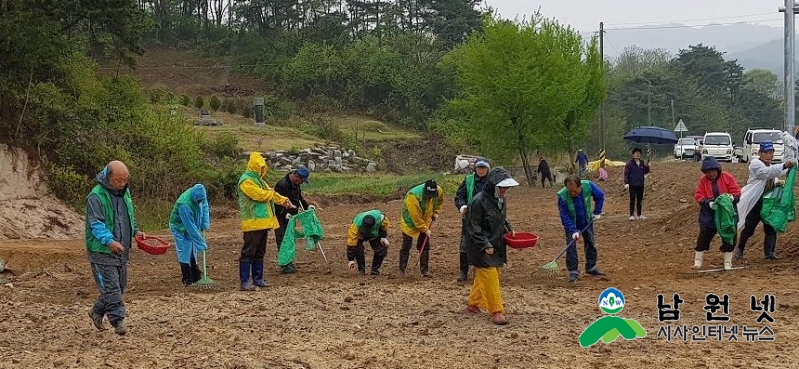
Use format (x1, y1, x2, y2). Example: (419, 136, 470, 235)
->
(712, 194, 737, 246)
(277, 208, 325, 267)
(761, 166, 796, 233)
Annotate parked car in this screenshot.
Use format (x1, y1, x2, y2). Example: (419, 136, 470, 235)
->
(673, 136, 703, 160)
(700, 132, 735, 162)
(740, 128, 784, 163)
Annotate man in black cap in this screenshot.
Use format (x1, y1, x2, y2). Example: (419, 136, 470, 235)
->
(454, 157, 490, 282)
(346, 210, 390, 275)
(399, 179, 444, 277)
(274, 165, 321, 274)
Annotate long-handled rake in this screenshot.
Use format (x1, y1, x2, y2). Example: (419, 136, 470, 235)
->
(193, 231, 217, 289)
(539, 220, 595, 276)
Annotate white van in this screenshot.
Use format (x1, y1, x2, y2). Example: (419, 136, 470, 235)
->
(701, 132, 734, 162)
(741, 128, 784, 163)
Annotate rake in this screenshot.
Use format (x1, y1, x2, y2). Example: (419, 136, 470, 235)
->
(193, 231, 217, 289)
(415, 220, 435, 266)
(539, 220, 595, 276)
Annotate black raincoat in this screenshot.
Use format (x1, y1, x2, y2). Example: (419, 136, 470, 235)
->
(465, 168, 514, 268)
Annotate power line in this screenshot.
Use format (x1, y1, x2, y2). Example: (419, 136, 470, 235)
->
(605, 17, 783, 31)
(603, 34, 622, 57)
(604, 12, 776, 27)
(96, 63, 277, 70)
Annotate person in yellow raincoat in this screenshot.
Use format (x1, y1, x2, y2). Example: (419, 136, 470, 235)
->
(237, 152, 294, 291)
(399, 179, 444, 277)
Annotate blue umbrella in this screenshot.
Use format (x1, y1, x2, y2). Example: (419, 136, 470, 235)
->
(623, 126, 678, 145)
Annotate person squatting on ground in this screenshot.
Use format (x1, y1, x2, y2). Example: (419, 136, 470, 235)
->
(454, 158, 490, 282)
(169, 184, 210, 286)
(692, 157, 741, 270)
(536, 157, 555, 188)
(557, 175, 605, 282)
(735, 140, 796, 260)
(274, 165, 320, 274)
(237, 152, 294, 291)
(597, 160, 608, 182)
(399, 179, 444, 277)
(624, 147, 650, 221)
(85, 160, 144, 335)
(346, 210, 390, 275)
(464, 167, 518, 325)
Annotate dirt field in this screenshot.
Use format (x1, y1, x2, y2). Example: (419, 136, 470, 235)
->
(2, 161, 799, 369)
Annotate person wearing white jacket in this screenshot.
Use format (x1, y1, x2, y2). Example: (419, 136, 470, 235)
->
(734, 140, 796, 260)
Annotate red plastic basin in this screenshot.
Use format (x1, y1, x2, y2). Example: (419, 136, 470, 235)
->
(504, 232, 539, 249)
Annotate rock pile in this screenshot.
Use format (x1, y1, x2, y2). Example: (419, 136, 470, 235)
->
(245, 144, 379, 173)
(452, 154, 483, 174)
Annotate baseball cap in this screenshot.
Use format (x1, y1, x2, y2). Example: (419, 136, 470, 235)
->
(295, 165, 310, 184)
(359, 215, 376, 238)
(475, 158, 490, 169)
(423, 179, 438, 197)
(760, 140, 775, 152)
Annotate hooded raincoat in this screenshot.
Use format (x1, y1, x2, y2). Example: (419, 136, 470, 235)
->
(237, 152, 289, 231)
(694, 157, 741, 232)
(169, 184, 210, 264)
(85, 165, 139, 266)
(464, 168, 515, 268)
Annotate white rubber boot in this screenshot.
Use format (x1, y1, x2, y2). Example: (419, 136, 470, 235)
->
(723, 252, 733, 270)
(693, 251, 704, 268)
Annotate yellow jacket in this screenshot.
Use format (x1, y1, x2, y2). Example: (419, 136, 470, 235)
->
(237, 152, 290, 231)
(346, 210, 390, 247)
(400, 184, 443, 238)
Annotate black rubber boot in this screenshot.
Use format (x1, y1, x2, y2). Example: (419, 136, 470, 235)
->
(355, 248, 366, 275)
(371, 248, 386, 275)
(179, 263, 193, 286)
(398, 247, 410, 276)
(764, 234, 778, 259)
(420, 248, 432, 278)
(189, 254, 202, 284)
(457, 252, 469, 282)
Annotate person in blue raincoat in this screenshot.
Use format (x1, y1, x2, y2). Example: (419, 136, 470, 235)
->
(169, 184, 210, 286)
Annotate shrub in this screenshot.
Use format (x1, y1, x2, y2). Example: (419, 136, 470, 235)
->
(209, 95, 221, 111)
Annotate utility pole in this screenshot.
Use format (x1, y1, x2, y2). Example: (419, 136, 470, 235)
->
(647, 81, 652, 125)
(779, 1, 799, 135)
(671, 99, 675, 125)
(599, 21, 605, 150)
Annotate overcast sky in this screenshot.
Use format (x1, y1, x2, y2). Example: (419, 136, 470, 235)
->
(484, 0, 786, 33)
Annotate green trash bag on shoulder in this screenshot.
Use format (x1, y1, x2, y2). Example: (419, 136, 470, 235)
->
(277, 209, 325, 267)
(761, 166, 796, 233)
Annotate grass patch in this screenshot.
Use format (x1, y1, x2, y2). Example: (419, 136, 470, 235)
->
(303, 172, 464, 197)
(331, 115, 420, 142)
(192, 109, 420, 154)
(135, 199, 175, 232)
(192, 110, 321, 152)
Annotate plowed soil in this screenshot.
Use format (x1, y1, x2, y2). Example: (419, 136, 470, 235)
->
(2, 162, 799, 369)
